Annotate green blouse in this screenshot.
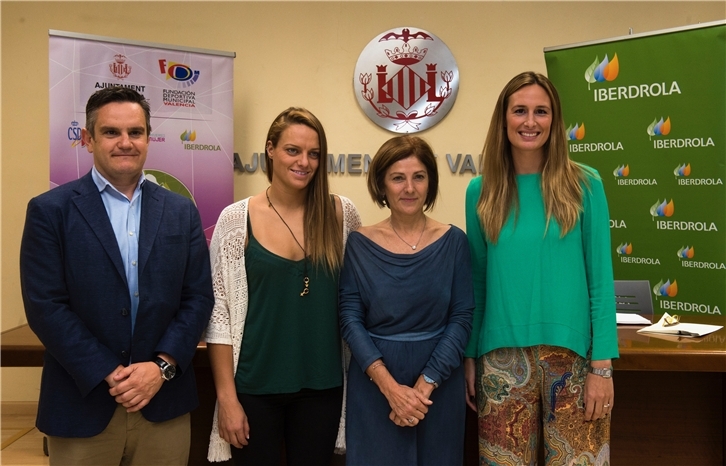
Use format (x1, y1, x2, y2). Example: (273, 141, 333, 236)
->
(464, 169, 619, 361)
(235, 218, 342, 394)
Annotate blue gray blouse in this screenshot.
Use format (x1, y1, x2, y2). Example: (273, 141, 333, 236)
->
(339, 226, 474, 384)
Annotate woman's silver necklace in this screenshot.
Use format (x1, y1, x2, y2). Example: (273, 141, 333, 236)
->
(266, 187, 309, 297)
(390, 216, 427, 250)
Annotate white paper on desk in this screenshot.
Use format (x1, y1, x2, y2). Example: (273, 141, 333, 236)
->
(636, 312, 723, 337)
(616, 313, 652, 325)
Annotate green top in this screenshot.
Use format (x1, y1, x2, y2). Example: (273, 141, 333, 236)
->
(464, 169, 619, 361)
(235, 218, 342, 394)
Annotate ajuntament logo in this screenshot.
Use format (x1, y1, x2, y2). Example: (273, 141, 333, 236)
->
(354, 27, 459, 133)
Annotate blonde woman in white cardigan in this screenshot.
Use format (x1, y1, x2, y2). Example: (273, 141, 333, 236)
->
(205, 108, 361, 464)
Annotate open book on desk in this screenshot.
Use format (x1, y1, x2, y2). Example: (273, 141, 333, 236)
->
(637, 313, 723, 338)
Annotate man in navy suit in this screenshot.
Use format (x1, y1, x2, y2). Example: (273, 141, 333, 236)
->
(20, 87, 214, 465)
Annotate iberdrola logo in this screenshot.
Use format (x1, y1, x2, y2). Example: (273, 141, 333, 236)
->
(180, 130, 197, 142)
(653, 279, 678, 298)
(677, 245, 694, 259)
(647, 116, 671, 140)
(566, 123, 585, 141)
(613, 164, 630, 177)
(650, 199, 674, 220)
(584, 53, 619, 90)
(616, 243, 633, 255)
(674, 163, 691, 177)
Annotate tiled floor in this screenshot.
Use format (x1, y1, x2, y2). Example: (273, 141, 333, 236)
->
(1, 402, 48, 466)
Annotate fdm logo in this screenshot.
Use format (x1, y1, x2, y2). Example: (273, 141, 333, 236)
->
(158, 59, 200, 88)
(584, 54, 619, 90)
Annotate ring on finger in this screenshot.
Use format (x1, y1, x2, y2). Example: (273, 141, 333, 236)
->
(408, 418, 414, 424)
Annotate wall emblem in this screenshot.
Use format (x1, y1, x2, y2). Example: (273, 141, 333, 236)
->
(354, 27, 459, 133)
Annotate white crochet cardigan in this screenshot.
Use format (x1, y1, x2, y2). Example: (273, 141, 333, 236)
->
(205, 195, 361, 462)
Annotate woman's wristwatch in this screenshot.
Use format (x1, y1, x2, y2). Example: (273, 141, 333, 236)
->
(589, 366, 613, 378)
(422, 374, 439, 389)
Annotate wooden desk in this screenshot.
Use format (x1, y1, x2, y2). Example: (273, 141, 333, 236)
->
(4, 322, 725, 465)
(609, 320, 725, 465)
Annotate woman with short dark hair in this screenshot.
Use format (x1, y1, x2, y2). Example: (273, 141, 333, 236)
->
(340, 135, 474, 465)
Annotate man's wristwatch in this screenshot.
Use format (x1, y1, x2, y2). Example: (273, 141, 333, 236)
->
(589, 366, 613, 378)
(422, 374, 439, 389)
(155, 357, 177, 381)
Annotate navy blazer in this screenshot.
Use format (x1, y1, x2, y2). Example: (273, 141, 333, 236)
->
(20, 172, 214, 438)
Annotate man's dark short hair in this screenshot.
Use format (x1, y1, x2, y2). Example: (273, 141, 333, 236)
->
(85, 87, 151, 137)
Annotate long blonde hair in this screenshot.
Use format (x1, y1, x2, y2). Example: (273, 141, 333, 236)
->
(265, 107, 343, 271)
(477, 71, 589, 244)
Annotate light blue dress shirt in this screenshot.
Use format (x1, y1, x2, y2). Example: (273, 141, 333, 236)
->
(91, 167, 144, 335)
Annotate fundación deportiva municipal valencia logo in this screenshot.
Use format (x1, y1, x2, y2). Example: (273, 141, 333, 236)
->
(584, 54, 619, 90)
(159, 59, 200, 88)
(354, 27, 459, 133)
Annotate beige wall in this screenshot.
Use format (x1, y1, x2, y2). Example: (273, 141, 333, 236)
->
(2, 1, 724, 401)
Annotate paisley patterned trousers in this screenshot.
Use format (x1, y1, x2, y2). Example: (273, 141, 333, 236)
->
(475, 345, 610, 466)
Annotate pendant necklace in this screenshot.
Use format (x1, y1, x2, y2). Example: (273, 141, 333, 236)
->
(390, 216, 427, 251)
(266, 187, 310, 296)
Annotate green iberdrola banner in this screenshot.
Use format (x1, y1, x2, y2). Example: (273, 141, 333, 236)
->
(544, 21, 726, 325)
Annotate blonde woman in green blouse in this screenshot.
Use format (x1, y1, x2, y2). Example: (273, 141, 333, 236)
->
(464, 72, 618, 465)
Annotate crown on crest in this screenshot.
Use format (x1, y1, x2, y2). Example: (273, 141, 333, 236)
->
(114, 54, 127, 64)
(385, 43, 427, 66)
